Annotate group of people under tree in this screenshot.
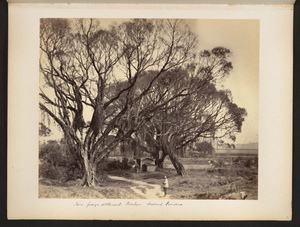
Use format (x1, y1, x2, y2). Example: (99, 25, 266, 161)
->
(39, 18, 246, 187)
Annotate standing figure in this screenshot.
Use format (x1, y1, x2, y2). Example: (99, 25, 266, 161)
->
(162, 176, 169, 197)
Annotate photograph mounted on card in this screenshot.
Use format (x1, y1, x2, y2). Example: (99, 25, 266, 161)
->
(8, 3, 292, 220)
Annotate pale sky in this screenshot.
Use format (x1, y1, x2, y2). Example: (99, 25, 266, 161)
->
(41, 19, 259, 145)
(188, 20, 259, 144)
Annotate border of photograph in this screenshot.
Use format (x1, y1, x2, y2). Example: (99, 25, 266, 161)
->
(7, 3, 292, 220)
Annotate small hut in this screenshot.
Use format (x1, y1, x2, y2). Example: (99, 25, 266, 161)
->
(142, 163, 157, 172)
(142, 157, 155, 165)
(137, 157, 156, 172)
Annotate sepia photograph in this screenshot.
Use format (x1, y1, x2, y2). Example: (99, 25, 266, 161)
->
(38, 18, 259, 200)
(7, 2, 293, 220)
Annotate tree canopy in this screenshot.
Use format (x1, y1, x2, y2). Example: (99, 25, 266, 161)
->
(39, 18, 246, 186)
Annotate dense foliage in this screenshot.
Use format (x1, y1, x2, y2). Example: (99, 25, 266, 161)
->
(195, 141, 215, 154)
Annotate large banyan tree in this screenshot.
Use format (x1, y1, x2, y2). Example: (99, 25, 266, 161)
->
(39, 18, 246, 186)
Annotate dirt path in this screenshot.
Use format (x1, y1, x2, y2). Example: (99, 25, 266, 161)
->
(107, 175, 169, 199)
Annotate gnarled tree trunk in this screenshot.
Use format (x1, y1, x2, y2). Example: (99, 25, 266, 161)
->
(156, 152, 167, 169)
(80, 148, 97, 187)
(167, 136, 186, 176)
(168, 152, 186, 176)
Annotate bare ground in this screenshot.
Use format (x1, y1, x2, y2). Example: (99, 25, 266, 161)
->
(39, 156, 258, 200)
(107, 175, 170, 199)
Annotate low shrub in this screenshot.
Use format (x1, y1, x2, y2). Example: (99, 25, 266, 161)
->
(232, 156, 258, 169)
(39, 162, 58, 180)
(39, 140, 83, 181)
(105, 158, 133, 171)
(122, 158, 129, 166)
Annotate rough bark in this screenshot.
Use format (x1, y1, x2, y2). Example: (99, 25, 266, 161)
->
(81, 148, 97, 187)
(168, 152, 186, 176)
(80, 172, 87, 186)
(156, 152, 167, 169)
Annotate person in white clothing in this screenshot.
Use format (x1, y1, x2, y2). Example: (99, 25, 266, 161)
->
(162, 176, 169, 197)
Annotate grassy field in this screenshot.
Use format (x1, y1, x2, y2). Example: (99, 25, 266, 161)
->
(39, 156, 258, 200)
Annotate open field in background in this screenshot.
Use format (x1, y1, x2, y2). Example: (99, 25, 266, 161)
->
(39, 156, 258, 200)
(215, 149, 258, 157)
